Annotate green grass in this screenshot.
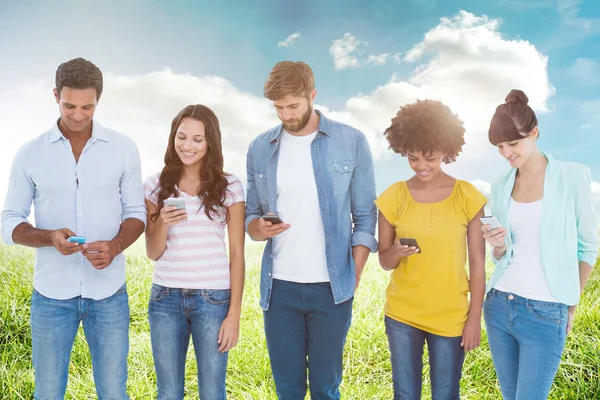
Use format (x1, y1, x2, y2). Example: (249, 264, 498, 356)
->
(1, 241, 598, 399)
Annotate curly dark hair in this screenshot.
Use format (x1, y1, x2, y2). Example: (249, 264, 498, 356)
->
(55, 58, 103, 100)
(150, 105, 232, 223)
(383, 99, 466, 163)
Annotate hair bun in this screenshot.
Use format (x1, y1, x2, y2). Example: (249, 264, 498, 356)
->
(505, 89, 528, 105)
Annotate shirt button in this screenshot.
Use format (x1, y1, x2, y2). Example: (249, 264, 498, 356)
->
(268, 273, 272, 276)
(508, 294, 514, 300)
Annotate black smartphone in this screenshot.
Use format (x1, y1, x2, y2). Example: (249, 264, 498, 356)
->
(399, 238, 421, 253)
(263, 215, 284, 224)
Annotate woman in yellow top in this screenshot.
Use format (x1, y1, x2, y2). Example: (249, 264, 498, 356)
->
(375, 99, 487, 400)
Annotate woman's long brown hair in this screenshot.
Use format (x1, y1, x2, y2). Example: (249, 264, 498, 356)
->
(150, 104, 231, 223)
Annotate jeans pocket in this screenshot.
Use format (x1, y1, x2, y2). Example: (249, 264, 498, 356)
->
(205, 289, 231, 305)
(149, 285, 165, 302)
(527, 302, 562, 323)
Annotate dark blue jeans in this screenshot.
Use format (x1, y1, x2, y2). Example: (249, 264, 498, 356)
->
(148, 284, 230, 400)
(263, 279, 353, 400)
(484, 289, 568, 400)
(30, 284, 130, 400)
(385, 316, 464, 400)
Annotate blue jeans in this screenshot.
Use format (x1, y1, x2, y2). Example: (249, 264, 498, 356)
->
(148, 284, 230, 400)
(263, 279, 353, 400)
(30, 284, 129, 400)
(385, 316, 464, 400)
(483, 289, 568, 400)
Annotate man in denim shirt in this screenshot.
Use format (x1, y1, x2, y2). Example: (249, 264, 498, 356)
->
(245, 61, 377, 399)
(1, 58, 146, 399)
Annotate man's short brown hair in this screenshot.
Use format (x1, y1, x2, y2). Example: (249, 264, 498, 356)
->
(263, 61, 315, 100)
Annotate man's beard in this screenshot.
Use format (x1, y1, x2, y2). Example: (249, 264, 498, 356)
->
(282, 105, 312, 133)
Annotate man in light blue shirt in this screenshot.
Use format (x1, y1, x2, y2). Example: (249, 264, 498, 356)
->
(245, 61, 377, 399)
(1, 58, 146, 399)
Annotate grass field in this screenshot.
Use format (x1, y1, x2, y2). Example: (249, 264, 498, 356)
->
(0, 241, 598, 399)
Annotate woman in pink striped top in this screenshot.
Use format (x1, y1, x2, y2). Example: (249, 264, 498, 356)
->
(144, 104, 245, 400)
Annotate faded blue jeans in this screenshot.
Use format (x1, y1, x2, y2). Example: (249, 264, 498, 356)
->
(484, 289, 568, 400)
(385, 316, 464, 400)
(148, 284, 230, 400)
(263, 279, 353, 400)
(30, 284, 130, 400)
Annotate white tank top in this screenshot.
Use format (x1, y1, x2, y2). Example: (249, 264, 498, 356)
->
(494, 198, 559, 302)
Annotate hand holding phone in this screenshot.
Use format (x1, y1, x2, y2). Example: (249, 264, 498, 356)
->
(256, 214, 290, 239)
(480, 216, 502, 231)
(165, 198, 187, 211)
(479, 216, 506, 248)
(395, 237, 421, 257)
(159, 197, 188, 227)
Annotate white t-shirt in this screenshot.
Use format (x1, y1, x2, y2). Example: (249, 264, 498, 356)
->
(272, 130, 329, 283)
(494, 198, 559, 302)
(144, 173, 245, 289)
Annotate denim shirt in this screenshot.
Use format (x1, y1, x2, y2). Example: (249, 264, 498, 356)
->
(1, 120, 147, 300)
(245, 110, 378, 310)
(487, 153, 598, 306)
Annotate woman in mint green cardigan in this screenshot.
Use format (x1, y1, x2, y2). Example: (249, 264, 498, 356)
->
(481, 89, 598, 400)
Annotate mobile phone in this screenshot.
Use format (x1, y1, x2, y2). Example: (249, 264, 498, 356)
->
(68, 236, 86, 244)
(480, 216, 502, 231)
(165, 198, 186, 211)
(263, 215, 284, 224)
(399, 238, 421, 253)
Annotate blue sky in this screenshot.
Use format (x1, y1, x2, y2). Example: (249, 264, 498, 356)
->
(0, 0, 599, 210)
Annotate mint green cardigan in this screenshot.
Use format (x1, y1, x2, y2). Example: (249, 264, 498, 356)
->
(486, 153, 599, 305)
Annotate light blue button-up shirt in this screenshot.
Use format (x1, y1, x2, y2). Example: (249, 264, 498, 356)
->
(1, 120, 146, 300)
(245, 110, 378, 310)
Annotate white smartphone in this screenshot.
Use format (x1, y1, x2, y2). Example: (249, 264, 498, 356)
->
(480, 216, 502, 231)
(165, 198, 186, 211)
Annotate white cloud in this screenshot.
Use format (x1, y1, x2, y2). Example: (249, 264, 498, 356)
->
(392, 53, 403, 64)
(4, 11, 597, 223)
(333, 10, 554, 179)
(329, 33, 367, 70)
(278, 32, 301, 48)
(556, 0, 600, 44)
(568, 58, 599, 85)
(0, 70, 279, 205)
(366, 53, 390, 66)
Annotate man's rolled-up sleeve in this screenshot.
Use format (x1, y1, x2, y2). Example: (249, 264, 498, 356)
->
(120, 140, 147, 225)
(350, 133, 378, 252)
(244, 141, 264, 240)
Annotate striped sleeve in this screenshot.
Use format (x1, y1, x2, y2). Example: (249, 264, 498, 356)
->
(225, 175, 245, 207)
(144, 173, 161, 205)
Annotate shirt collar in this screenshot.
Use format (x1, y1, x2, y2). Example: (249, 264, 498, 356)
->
(268, 109, 331, 143)
(542, 152, 558, 175)
(48, 119, 110, 144)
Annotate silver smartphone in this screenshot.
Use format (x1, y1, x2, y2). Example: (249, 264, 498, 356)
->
(480, 216, 502, 231)
(165, 198, 186, 211)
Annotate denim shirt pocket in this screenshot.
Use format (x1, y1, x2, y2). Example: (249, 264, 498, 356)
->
(329, 159, 357, 197)
(254, 172, 269, 208)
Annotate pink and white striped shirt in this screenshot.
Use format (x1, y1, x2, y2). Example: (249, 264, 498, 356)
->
(144, 173, 245, 289)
